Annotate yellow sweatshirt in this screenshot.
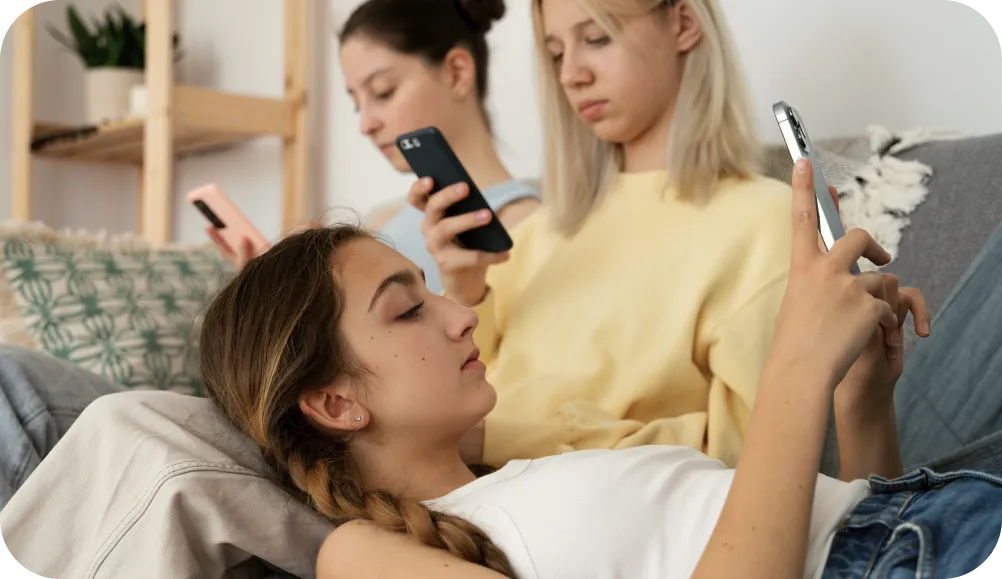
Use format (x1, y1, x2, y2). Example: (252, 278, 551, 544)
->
(475, 172, 795, 468)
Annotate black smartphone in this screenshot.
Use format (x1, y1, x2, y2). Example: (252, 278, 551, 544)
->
(395, 127, 513, 253)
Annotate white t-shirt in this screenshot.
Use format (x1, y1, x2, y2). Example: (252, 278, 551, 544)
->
(424, 446, 871, 579)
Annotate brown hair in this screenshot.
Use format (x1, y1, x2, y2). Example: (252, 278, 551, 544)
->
(199, 225, 515, 576)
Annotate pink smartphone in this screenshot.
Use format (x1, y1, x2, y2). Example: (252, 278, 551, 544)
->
(187, 184, 271, 256)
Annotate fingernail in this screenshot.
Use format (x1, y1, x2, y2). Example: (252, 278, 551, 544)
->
(455, 184, 466, 195)
(890, 330, 900, 347)
(422, 177, 433, 187)
(795, 159, 810, 174)
(476, 210, 491, 222)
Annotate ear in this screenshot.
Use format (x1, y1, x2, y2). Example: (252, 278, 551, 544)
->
(298, 382, 370, 433)
(440, 47, 477, 100)
(673, 2, 703, 54)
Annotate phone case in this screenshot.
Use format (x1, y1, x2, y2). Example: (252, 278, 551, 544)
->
(186, 184, 271, 256)
(396, 127, 513, 253)
(773, 101, 860, 275)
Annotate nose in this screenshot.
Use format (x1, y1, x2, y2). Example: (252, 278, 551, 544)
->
(559, 47, 593, 90)
(358, 106, 381, 137)
(445, 299, 479, 342)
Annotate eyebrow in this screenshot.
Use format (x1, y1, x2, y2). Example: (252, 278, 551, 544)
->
(367, 269, 426, 313)
(543, 18, 597, 44)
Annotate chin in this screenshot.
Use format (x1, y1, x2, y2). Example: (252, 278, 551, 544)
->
(388, 154, 411, 174)
(472, 377, 498, 410)
(588, 117, 637, 145)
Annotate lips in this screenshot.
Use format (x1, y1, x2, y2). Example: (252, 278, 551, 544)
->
(576, 99, 608, 122)
(464, 347, 481, 367)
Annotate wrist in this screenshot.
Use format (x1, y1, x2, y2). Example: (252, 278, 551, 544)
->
(452, 284, 489, 307)
(834, 387, 895, 425)
(760, 355, 838, 398)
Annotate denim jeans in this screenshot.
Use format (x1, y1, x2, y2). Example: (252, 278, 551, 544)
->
(894, 219, 1002, 474)
(822, 468, 1002, 578)
(817, 218, 1002, 478)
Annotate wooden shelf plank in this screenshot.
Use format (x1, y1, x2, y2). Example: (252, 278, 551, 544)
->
(30, 121, 264, 165)
(175, 86, 294, 138)
(29, 87, 290, 165)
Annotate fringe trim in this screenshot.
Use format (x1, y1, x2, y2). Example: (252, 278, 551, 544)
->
(0, 220, 218, 253)
(836, 125, 956, 272)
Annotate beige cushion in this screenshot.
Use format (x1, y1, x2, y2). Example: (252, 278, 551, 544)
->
(0, 390, 333, 579)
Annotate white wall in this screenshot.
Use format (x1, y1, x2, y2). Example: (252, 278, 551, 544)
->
(1, 0, 1001, 239)
(724, 0, 1002, 140)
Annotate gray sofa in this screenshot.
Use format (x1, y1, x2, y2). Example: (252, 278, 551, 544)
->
(0, 133, 1000, 579)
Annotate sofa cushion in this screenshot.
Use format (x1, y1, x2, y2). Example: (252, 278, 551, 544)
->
(885, 132, 1002, 317)
(0, 390, 332, 579)
(0, 222, 235, 395)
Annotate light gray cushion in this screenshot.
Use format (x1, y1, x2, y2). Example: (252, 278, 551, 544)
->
(0, 390, 333, 579)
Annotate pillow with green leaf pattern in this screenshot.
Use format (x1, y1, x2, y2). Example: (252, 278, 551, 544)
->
(0, 222, 235, 396)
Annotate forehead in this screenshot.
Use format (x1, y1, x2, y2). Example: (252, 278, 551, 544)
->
(541, 0, 592, 32)
(340, 36, 419, 79)
(335, 238, 415, 303)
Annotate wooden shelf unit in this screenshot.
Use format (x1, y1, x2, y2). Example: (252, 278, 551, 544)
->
(10, 0, 312, 244)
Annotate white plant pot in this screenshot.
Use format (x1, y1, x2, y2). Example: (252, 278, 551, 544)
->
(85, 67, 145, 125)
(129, 85, 148, 118)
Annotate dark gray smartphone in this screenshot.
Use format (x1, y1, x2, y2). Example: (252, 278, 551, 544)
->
(396, 127, 513, 253)
(774, 101, 860, 275)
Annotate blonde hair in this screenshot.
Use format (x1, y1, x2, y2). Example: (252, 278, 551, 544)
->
(531, 0, 760, 235)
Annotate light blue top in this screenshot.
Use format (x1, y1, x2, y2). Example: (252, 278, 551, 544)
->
(378, 179, 540, 294)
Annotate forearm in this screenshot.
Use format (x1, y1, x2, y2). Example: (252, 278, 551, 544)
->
(834, 395, 902, 481)
(693, 362, 833, 579)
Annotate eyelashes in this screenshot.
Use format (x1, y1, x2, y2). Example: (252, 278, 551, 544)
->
(549, 36, 611, 65)
(397, 301, 425, 321)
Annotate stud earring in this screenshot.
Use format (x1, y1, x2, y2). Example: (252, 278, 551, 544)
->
(354, 416, 361, 422)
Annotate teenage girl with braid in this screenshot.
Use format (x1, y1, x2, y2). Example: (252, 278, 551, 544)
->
(198, 159, 1002, 579)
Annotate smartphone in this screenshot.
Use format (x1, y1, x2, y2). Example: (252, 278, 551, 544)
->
(187, 184, 271, 256)
(773, 101, 860, 275)
(395, 127, 513, 253)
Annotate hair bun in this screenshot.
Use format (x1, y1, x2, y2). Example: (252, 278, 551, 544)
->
(457, 0, 506, 34)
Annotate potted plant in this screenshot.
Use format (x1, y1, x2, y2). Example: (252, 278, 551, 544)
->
(47, 4, 181, 124)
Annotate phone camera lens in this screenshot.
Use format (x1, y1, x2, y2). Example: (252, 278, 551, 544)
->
(795, 128, 809, 153)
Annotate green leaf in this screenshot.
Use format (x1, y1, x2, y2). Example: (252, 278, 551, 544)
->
(66, 6, 100, 68)
(47, 4, 180, 70)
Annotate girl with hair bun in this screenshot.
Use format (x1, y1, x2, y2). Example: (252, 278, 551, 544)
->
(210, 0, 539, 295)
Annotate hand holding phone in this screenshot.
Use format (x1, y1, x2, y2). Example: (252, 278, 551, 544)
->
(187, 184, 270, 269)
(396, 127, 513, 254)
(773, 101, 860, 275)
